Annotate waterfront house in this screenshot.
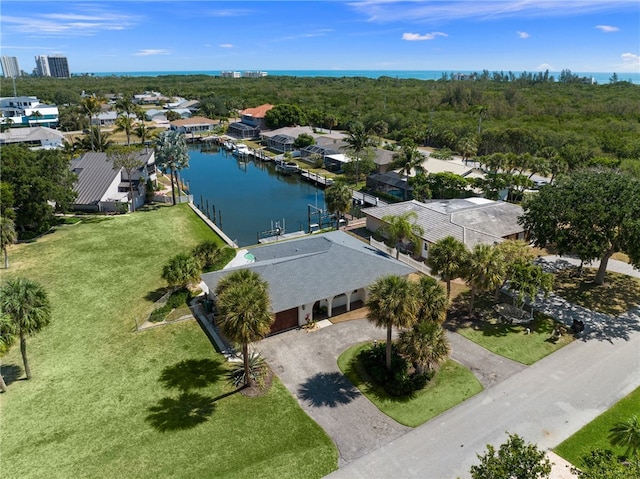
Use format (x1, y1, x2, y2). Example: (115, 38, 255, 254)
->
(0, 95, 59, 128)
(169, 116, 217, 134)
(265, 134, 295, 153)
(363, 198, 526, 258)
(367, 171, 412, 199)
(227, 104, 273, 140)
(70, 149, 156, 212)
(200, 230, 415, 335)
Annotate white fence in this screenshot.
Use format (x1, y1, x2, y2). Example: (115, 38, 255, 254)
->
(369, 237, 433, 276)
(153, 194, 193, 204)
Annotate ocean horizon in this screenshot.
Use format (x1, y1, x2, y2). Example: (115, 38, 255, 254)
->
(87, 69, 640, 85)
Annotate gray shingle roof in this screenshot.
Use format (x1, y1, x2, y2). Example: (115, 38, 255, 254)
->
(201, 230, 415, 313)
(363, 198, 524, 249)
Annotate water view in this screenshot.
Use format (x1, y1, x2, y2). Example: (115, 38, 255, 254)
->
(180, 146, 326, 247)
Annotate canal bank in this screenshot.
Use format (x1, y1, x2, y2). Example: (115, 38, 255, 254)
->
(180, 146, 328, 247)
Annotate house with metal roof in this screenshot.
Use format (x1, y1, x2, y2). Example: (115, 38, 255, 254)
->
(200, 230, 415, 335)
(0, 126, 65, 149)
(70, 150, 156, 212)
(363, 198, 526, 258)
(169, 116, 217, 134)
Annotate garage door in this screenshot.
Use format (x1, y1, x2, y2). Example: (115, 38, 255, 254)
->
(270, 308, 299, 334)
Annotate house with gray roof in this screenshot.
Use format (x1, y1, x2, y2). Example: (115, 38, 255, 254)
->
(0, 126, 65, 149)
(200, 230, 415, 335)
(70, 149, 156, 212)
(363, 198, 526, 258)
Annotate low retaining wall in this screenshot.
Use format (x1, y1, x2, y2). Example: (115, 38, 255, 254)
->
(188, 202, 239, 248)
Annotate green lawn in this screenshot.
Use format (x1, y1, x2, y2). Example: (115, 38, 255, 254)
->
(338, 342, 483, 427)
(455, 315, 573, 365)
(555, 387, 640, 467)
(0, 204, 337, 479)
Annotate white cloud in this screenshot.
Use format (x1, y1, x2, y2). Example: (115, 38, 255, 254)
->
(350, 1, 639, 23)
(204, 9, 253, 17)
(619, 52, 640, 70)
(596, 25, 620, 32)
(536, 63, 555, 71)
(517, 31, 530, 39)
(219, 44, 234, 49)
(133, 49, 171, 57)
(402, 32, 447, 41)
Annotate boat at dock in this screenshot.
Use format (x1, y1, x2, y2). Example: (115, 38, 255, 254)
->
(275, 158, 300, 175)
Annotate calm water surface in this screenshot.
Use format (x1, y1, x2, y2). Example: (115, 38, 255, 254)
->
(180, 147, 326, 247)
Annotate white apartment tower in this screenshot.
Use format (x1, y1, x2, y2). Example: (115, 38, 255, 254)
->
(35, 55, 50, 77)
(1, 56, 21, 78)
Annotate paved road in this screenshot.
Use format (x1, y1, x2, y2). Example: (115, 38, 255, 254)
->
(328, 306, 640, 478)
(259, 318, 526, 466)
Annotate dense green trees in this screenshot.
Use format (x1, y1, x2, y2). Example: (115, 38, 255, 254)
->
(264, 104, 306, 129)
(214, 269, 274, 388)
(0, 145, 77, 238)
(470, 433, 552, 479)
(520, 170, 640, 285)
(161, 253, 201, 289)
(0, 277, 52, 380)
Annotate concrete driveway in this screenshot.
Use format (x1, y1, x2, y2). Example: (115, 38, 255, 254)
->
(258, 317, 526, 466)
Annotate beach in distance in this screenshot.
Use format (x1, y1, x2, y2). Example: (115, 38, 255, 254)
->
(89, 69, 640, 85)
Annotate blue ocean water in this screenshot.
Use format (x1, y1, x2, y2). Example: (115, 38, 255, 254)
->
(90, 69, 640, 84)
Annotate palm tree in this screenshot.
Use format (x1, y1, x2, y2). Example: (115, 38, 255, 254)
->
(471, 105, 489, 135)
(134, 122, 154, 145)
(1, 216, 17, 269)
(28, 110, 43, 126)
(114, 114, 136, 146)
(398, 321, 450, 375)
(391, 139, 424, 200)
(506, 261, 553, 317)
(215, 269, 274, 388)
(324, 181, 352, 229)
(161, 253, 201, 289)
(108, 145, 146, 212)
(414, 275, 449, 324)
(344, 122, 374, 184)
(155, 130, 189, 205)
(0, 277, 52, 380)
(380, 211, 424, 257)
(0, 313, 16, 392)
(80, 95, 105, 151)
(457, 135, 478, 165)
(427, 236, 469, 298)
(73, 127, 113, 152)
(366, 275, 418, 372)
(609, 415, 640, 457)
(463, 244, 506, 315)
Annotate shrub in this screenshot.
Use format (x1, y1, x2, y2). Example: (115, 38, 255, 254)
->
(359, 343, 429, 397)
(227, 352, 268, 388)
(167, 288, 190, 309)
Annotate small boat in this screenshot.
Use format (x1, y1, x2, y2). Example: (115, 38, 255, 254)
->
(275, 161, 299, 175)
(233, 144, 250, 157)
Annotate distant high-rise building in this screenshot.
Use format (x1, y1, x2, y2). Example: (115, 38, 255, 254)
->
(1, 56, 21, 78)
(34, 55, 71, 78)
(47, 55, 70, 78)
(35, 55, 50, 77)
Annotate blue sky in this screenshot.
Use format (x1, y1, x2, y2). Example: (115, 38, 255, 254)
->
(1, 1, 639, 74)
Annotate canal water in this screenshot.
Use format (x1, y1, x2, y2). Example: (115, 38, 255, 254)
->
(180, 146, 326, 247)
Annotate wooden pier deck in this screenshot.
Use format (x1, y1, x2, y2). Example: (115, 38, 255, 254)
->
(300, 169, 334, 188)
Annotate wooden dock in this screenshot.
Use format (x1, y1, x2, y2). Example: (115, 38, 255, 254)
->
(300, 169, 334, 188)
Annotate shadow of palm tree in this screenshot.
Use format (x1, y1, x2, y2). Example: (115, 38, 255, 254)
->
(146, 392, 216, 432)
(0, 363, 23, 385)
(159, 358, 226, 391)
(298, 372, 361, 408)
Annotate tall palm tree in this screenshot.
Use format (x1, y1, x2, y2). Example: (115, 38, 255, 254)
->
(427, 236, 469, 298)
(215, 269, 274, 388)
(114, 114, 136, 146)
(324, 181, 352, 229)
(463, 244, 506, 315)
(0, 277, 51, 380)
(609, 415, 640, 457)
(391, 139, 424, 200)
(134, 122, 154, 145)
(0, 313, 16, 392)
(344, 121, 374, 184)
(80, 95, 105, 151)
(366, 275, 418, 372)
(471, 105, 489, 135)
(414, 275, 448, 324)
(1, 216, 17, 269)
(381, 211, 424, 257)
(398, 321, 450, 375)
(457, 134, 478, 165)
(108, 145, 146, 212)
(155, 130, 189, 205)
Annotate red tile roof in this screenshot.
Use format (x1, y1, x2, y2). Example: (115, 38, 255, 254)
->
(241, 104, 274, 118)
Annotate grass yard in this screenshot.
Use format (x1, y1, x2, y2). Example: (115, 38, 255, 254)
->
(554, 387, 640, 467)
(553, 268, 640, 316)
(0, 204, 337, 479)
(455, 315, 573, 365)
(338, 342, 483, 427)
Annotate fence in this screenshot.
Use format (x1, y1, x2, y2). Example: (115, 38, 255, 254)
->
(153, 194, 193, 205)
(369, 237, 433, 276)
